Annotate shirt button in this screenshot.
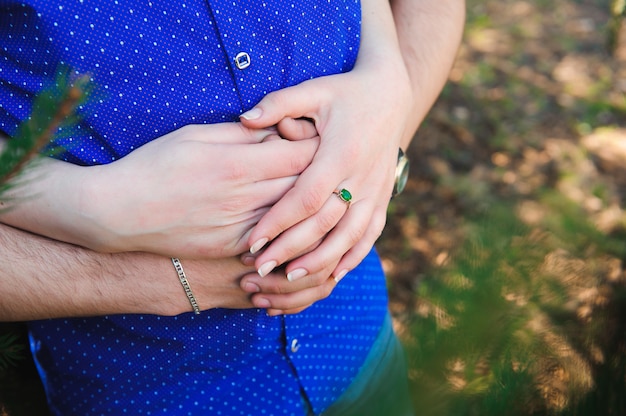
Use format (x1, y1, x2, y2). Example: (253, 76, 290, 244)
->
(290, 339, 301, 353)
(234, 52, 251, 70)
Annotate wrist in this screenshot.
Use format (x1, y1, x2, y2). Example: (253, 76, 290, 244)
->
(44, 162, 120, 252)
(0, 157, 99, 248)
(102, 253, 202, 316)
(73, 163, 137, 253)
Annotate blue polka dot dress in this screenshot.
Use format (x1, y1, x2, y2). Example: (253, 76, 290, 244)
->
(0, 1, 389, 415)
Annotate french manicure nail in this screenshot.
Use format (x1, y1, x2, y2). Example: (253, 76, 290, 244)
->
(250, 238, 268, 254)
(240, 107, 262, 120)
(287, 268, 308, 282)
(334, 270, 348, 283)
(257, 260, 277, 277)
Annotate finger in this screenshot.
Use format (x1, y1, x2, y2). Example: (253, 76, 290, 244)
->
(247, 125, 359, 250)
(240, 264, 333, 295)
(277, 117, 318, 141)
(259, 133, 283, 143)
(232, 137, 319, 182)
(241, 237, 322, 269)
(239, 175, 299, 210)
(249, 277, 337, 310)
(252, 192, 347, 276)
(283, 202, 385, 280)
(186, 122, 276, 145)
(331, 208, 388, 280)
(239, 82, 324, 128)
(247, 163, 349, 255)
(266, 305, 311, 316)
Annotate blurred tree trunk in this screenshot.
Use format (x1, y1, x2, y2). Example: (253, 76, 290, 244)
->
(607, 0, 626, 55)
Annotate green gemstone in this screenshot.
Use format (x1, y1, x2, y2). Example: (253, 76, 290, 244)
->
(338, 188, 352, 202)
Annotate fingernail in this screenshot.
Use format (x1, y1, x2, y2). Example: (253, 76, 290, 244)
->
(257, 260, 277, 277)
(334, 270, 348, 283)
(240, 107, 262, 120)
(250, 238, 268, 254)
(242, 282, 261, 293)
(287, 268, 308, 282)
(255, 298, 271, 308)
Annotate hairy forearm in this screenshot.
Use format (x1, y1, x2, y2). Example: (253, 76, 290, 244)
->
(0, 222, 186, 320)
(390, 0, 466, 147)
(0, 221, 334, 320)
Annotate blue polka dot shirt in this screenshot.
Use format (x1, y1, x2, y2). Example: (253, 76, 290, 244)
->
(0, 1, 389, 415)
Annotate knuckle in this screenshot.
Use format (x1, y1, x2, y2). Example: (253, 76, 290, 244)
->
(346, 222, 367, 245)
(217, 194, 253, 215)
(369, 214, 387, 240)
(318, 281, 334, 299)
(290, 151, 310, 172)
(264, 281, 286, 294)
(299, 187, 325, 216)
(221, 162, 249, 182)
(280, 244, 303, 263)
(308, 272, 330, 287)
(179, 124, 197, 135)
(315, 211, 339, 234)
(263, 90, 281, 106)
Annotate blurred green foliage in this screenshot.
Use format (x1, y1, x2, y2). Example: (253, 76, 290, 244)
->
(0, 68, 90, 371)
(395, 0, 626, 415)
(0, 333, 25, 371)
(405, 195, 626, 415)
(0, 68, 90, 203)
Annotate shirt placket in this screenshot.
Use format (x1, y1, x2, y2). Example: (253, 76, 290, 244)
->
(206, 1, 289, 111)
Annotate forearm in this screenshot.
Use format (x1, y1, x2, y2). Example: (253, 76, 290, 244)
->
(390, 0, 466, 147)
(0, 152, 102, 251)
(357, 0, 413, 147)
(0, 221, 336, 320)
(0, 222, 188, 320)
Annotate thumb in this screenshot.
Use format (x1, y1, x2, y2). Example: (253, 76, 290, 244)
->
(277, 118, 318, 141)
(239, 82, 322, 128)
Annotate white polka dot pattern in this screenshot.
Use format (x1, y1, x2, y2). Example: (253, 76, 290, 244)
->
(0, 1, 390, 415)
(0, 0, 360, 165)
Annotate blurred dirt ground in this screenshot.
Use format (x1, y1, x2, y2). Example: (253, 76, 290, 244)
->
(384, 0, 626, 314)
(380, 0, 626, 414)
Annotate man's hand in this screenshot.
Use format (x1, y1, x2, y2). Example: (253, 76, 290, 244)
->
(0, 223, 339, 320)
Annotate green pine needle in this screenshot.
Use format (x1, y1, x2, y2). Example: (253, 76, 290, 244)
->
(0, 68, 91, 194)
(0, 333, 25, 371)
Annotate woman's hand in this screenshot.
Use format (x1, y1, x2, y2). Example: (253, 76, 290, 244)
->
(86, 123, 321, 258)
(239, 0, 414, 283)
(0, 122, 319, 258)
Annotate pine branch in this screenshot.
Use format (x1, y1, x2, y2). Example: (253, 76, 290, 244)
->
(0, 69, 91, 372)
(0, 332, 25, 371)
(0, 70, 91, 189)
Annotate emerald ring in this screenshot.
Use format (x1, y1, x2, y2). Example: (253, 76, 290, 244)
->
(333, 188, 352, 208)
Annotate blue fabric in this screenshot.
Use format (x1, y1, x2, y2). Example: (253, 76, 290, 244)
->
(1, 1, 390, 415)
(322, 314, 414, 416)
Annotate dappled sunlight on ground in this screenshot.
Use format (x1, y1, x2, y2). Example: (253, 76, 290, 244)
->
(380, 0, 626, 413)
